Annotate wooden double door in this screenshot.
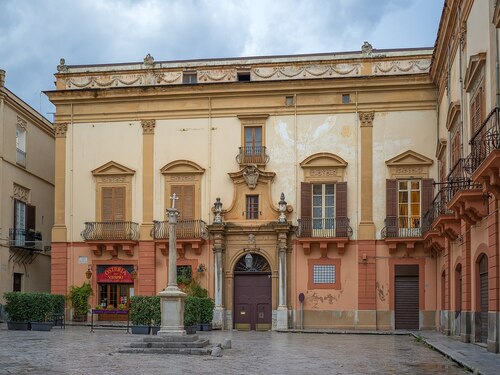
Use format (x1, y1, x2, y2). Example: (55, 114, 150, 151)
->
(234, 273, 272, 331)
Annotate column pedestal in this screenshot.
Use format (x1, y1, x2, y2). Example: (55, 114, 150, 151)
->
(158, 288, 187, 336)
(276, 306, 288, 330)
(212, 306, 225, 330)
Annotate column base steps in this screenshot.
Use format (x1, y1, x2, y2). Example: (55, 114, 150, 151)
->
(119, 334, 215, 355)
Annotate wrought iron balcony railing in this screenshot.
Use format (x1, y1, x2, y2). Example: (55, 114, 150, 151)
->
(469, 107, 500, 174)
(81, 221, 139, 241)
(9, 228, 43, 250)
(297, 217, 353, 238)
(421, 187, 454, 235)
(447, 157, 482, 198)
(151, 219, 208, 240)
(381, 217, 422, 238)
(236, 146, 270, 165)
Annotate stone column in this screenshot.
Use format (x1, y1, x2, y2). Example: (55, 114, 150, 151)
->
(158, 198, 186, 336)
(276, 227, 289, 330)
(358, 111, 375, 239)
(211, 228, 225, 329)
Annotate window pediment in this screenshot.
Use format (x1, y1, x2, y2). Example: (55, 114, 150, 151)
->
(161, 160, 205, 175)
(300, 153, 347, 182)
(464, 53, 486, 92)
(445, 102, 461, 130)
(386, 150, 433, 179)
(92, 161, 135, 176)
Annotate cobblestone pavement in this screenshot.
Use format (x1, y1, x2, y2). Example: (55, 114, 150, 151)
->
(0, 324, 469, 375)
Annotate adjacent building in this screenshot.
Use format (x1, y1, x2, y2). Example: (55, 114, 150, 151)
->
(0, 70, 55, 319)
(44, 0, 500, 354)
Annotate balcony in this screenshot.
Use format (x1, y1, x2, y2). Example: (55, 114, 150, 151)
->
(9, 228, 43, 250)
(152, 219, 208, 256)
(297, 217, 352, 256)
(8, 228, 43, 264)
(447, 158, 482, 199)
(422, 188, 455, 251)
(236, 146, 269, 166)
(469, 107, 500, 198)
(16, 148, 26, 167)
(81, 221, 139, 257)
(381, 217, 425, 254)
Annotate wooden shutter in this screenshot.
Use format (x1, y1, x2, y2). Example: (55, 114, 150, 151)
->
(335, 182, 348, 237)
(386, 179, 398, 237)
(301, 182, 312, 237)
(421, 179, 434, 221)
(171, 185, 195, 220)
(27, 204, 36, 231)
(102, 187, 125, 221)
(471, 86, 483, 134)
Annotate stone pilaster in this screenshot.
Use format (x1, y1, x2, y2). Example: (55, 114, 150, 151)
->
(276, 226, 289, 330)
(358, 111, 375, 239)
(52, 122, 68, 242)
(140, 119, 155, 238)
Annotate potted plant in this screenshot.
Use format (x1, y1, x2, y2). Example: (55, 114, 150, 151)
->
(67, 283, 93, 322)
(200, 297, 215, 331)
(130, 296, 150, 334)
(4, 292, 31, 330)
(150, 296, 161, 335)
(184, 296, 199, 334)
(30, 292, 54, 331)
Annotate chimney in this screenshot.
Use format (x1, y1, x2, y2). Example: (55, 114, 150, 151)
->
(0, 70, 5, 87)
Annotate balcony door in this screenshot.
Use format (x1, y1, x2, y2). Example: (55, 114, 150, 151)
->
(397, 180, 421, 237)
(244, 126, 263, 163)
(312, 184, 335, 237)
(102, 187, 125, 236)
(171, 185, 195, 237)
(13, 199, 35, 247)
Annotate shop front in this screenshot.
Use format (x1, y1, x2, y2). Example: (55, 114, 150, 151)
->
(96, 265, 135, 321)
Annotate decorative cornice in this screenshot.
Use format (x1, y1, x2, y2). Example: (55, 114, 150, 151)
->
(16, 116, 27, 130)
(54, 123, 68, 138)
(359, 111, 375, 127)
(141, 119, 156, 134)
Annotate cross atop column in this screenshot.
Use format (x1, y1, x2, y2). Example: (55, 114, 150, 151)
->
(170, 193, 179, 209)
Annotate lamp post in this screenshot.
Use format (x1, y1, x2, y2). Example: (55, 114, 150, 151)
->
(158, 193, 186, 336)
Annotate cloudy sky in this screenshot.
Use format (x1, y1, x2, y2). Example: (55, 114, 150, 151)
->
(0, 0, 444, 120)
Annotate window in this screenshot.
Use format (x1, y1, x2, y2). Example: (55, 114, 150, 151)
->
(237, 72, 251, 82)
(183, 72, 197, 84)
(13, 273, 22, 292)
(285, 96, 294, 106)
(246, 195, 259, 219)
(170, 185, 194, 220)
(451, 128, 460, 167)
(398, 180, 421, 236)
(102, 187, 125, 221)
(342, 94, 350, 104)
(177, 265, 192, 285)
(470, 84, 484, 135)
(13, 199, 35, 247)
(313, 264, 336, 284)
(308, 258, 341, 289)
(16, 125, 26, 167)
(244, 126, 262, 155)
(312, 183, 335, 235)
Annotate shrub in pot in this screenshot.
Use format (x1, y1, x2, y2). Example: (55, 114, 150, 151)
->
(150, 296, 161, 335)
(67, 283, 93, 322)
(200, 297, 215, 331)
(184, 296, 200, 334)
(4, 292, 31, 330)
(30, 292, 53, 331)
(130, 296, 151, 334)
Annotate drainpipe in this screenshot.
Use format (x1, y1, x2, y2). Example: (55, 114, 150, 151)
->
(69, 103, 74, 289)
(458, 6, 465, 158)
(447, 38, 452, 171)
(496, 26, 500, 108)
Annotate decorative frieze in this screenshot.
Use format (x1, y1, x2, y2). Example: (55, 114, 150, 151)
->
(141, 119, 156, 134)
(101, 176, 126, 183)
(310, 168, 338, 177)
(359, 111, 375, 127)
(13, 184, 30, 203)
(54, 123, 68, 138)
(16, 116, 27, 130)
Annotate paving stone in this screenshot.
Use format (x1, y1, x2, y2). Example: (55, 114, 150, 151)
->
(0, 324, 472, 374)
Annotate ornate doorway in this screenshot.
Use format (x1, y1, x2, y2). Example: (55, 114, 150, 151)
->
(233, 253, 272, 331)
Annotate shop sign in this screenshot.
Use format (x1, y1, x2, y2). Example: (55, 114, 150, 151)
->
(97, 265, 133, 283)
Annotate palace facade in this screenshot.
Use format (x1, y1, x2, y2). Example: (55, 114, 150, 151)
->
(0, 70, 55, 320)
(46, 0, 500, 353)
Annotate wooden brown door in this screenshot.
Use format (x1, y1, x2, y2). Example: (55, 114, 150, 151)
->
(478, 255, 488, 343)
(234, 273, 272, 331)
(395, 265, 419, 330)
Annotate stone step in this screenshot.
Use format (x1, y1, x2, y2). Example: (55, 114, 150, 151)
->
(142, 335, 200, 343)
(119, 347, 212, 355)
(130, 339, 210, 349)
